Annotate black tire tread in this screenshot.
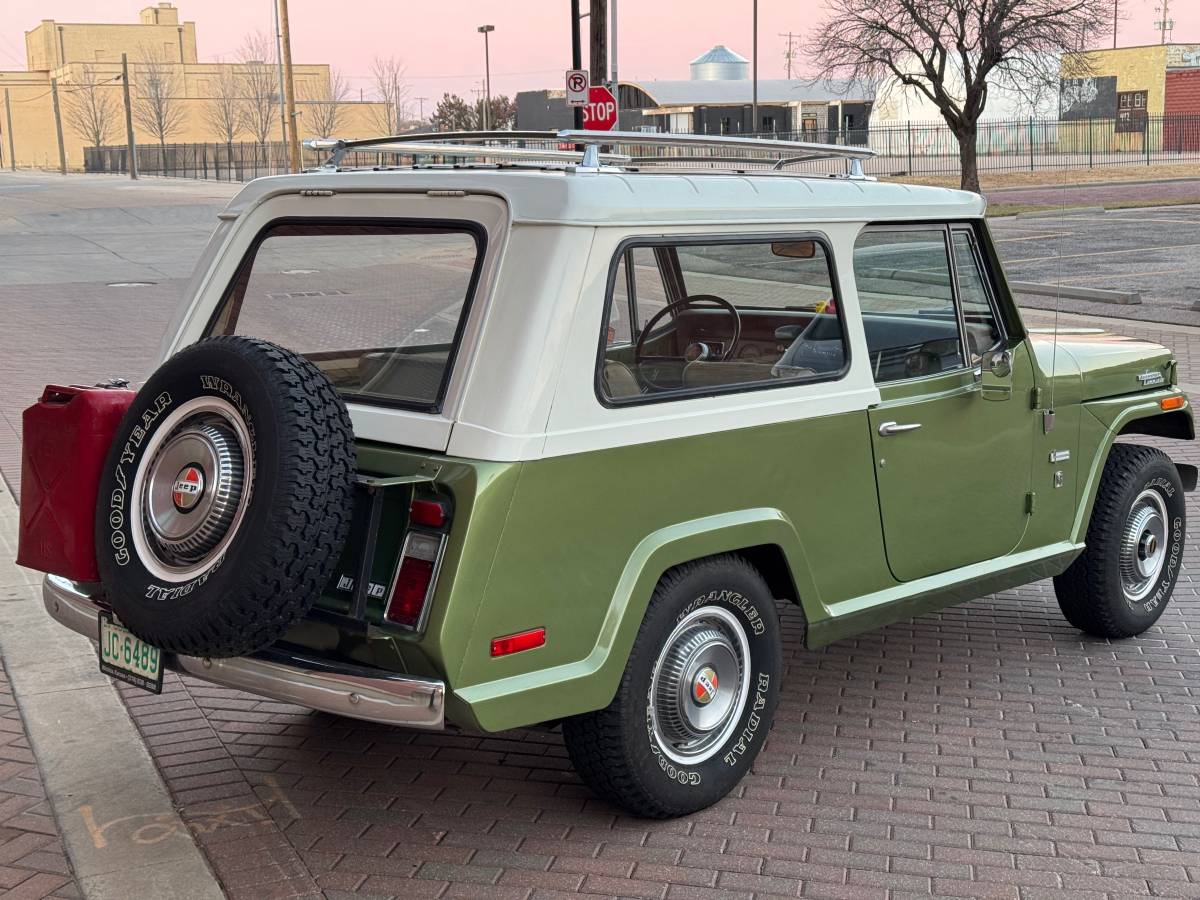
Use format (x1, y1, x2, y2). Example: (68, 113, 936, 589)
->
(562, 554, 769, 819)
(107, 336, 355, 657)
(1053, 442, 1175, 640)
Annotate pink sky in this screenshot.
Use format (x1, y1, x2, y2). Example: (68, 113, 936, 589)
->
(3, 0, 1199, 108)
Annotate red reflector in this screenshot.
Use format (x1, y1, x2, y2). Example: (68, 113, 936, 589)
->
(409, 499, 447, 528)
(490, 627, 546, 657)
(386, 556, 434, 627)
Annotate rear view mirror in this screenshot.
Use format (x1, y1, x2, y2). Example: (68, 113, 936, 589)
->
(771, 240, 816, 259)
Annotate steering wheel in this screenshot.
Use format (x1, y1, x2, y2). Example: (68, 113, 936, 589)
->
(633, 295, 742, 390)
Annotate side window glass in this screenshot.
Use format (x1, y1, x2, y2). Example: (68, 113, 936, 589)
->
(951, 231, 1003, 363)
(853, 229, 965, 383)
(599, 238, 847, 402)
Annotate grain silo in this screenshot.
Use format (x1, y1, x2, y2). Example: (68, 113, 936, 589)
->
(690, 45, 750, 81)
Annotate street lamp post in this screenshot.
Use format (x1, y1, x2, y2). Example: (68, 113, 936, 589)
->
(751, 0, 758, 134)
(478, 25, 495, 131)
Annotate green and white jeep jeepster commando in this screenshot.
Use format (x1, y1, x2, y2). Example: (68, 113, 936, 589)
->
(36, 132, 1195, 818)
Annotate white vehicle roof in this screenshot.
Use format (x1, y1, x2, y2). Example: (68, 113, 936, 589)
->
(220, 168, 986, 228)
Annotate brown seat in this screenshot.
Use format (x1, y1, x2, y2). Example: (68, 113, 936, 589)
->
(602, 360, 641, 399)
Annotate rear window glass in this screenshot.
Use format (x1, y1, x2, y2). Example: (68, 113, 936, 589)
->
(209, 221, 483, 411)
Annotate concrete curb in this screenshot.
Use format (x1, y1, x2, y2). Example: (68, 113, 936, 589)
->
(0, 485, 224, 900)
(1010, 279, 1141, 305)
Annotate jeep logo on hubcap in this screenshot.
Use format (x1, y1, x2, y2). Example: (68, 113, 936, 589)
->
(171, 465, 205, 512)
(693, 666, 719, 706)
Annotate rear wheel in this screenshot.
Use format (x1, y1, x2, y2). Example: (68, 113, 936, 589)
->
(1054, 443, 1185, 639)
(562, 555, 782, 818)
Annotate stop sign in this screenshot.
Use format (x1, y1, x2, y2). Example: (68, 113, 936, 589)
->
(582, 86, 617, 131)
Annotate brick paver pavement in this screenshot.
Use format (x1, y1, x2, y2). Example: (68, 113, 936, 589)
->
(106, 312, 1200, 899)
(0, 663, 78, 899)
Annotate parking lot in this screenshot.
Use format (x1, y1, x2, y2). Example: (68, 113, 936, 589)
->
(2, 171, 1200, 899)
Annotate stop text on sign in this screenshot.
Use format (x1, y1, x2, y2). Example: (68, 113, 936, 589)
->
(583, 86, 617, 131)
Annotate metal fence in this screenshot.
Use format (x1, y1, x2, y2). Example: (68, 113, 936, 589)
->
(83, 141, 324, 180)
(85, 114, 1200, 182)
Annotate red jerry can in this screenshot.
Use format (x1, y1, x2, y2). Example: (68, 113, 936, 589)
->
(16, 384, 135, 582)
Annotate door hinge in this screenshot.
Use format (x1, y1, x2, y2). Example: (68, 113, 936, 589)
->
(1030, 386, 1043, 409)
(1025, 491, 1037, 515)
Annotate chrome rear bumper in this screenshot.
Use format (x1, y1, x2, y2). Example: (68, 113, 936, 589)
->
(42, 575, 444, 730)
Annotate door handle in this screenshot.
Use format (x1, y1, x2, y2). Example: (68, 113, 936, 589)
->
(878, 421, 922, 436)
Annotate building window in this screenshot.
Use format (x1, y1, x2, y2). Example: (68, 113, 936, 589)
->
(762, 115, 775, 133)
(1116, 90, 1148, 133)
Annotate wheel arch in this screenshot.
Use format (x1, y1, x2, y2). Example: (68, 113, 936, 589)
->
(451, 509, 819, 732)
(1073, 395, 1194, 544)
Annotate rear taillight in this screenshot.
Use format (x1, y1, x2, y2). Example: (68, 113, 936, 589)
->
(409, 498, 447, 528)
(384, 531, 444, 628)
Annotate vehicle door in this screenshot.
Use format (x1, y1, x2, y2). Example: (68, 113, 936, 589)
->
(858, 223, 1036, 582)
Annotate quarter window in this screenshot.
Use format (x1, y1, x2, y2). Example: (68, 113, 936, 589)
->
(951, 230, 1003, 363)
(853, 229, 965, 382)
(599, 238, 847, 403)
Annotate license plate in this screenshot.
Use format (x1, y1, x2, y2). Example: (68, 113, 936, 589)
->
(98, 613, 164, 694)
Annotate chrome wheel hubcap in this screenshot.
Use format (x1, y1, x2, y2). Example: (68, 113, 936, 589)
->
(650, 606, 750, 765)
(132, 397, 253, 583)
(1120, 488, 1168, 603)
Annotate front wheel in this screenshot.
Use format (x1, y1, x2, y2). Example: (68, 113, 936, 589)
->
(562, 555, 782, 818)
(1054, 443, 1186, 639)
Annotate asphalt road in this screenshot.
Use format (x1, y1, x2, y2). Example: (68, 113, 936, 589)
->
(991, 205, 1200, 325)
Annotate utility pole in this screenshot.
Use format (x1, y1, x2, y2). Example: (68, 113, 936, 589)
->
(415, 96, 428, 121)
(478, 25, 494, 131)
(570, 0, 583, 131)
(50, 78, 67, 174)
(589, 0, 607, 86)
(272, 0, 288, 164)
(610, 0, 619, 129)
(4, 89, 15, 171)
(1112, 0, 1118, 49)
(751, 0, 758, 133)
(1154, 0, 1173, 44)
(779, 31, 798, 79)
(278, 0, 301, 172)
(121, 54, 138, 179)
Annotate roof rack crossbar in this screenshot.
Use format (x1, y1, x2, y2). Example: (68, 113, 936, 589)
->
(302, 130, 875, 173)
(556, 129, 876, 160)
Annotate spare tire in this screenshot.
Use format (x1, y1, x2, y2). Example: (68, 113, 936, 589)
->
(95, 336, 355, 658)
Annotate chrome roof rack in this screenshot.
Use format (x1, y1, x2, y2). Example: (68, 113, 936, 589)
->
(304, 129, 876, 177)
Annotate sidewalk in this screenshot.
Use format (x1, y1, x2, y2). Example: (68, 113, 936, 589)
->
(0, 662, 76, 900)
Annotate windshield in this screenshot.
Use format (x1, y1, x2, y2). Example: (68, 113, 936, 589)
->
(209, 221, 484, 412)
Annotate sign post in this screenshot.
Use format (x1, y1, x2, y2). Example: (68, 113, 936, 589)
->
(565, 69, 589, 108)
(582, 85, 617, 131)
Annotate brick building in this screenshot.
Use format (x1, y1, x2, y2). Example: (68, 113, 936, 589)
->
(0, 4, 387, 170)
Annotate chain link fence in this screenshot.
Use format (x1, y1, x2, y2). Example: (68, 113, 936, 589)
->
(84, 115, 1200, 182)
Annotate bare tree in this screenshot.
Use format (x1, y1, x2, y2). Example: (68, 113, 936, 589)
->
(203, 66, 245, 156)
(133, 49, 187, 172)
(237, 31, 280, 165)
(302, 68, 349, 139)
(807, 0, 1109, 191)
(370, 56, 409, 134)
(64, 64, 121, 149)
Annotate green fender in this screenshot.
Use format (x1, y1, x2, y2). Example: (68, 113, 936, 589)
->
(1072, 391, 1193, 545)
(449, 507, 815, 732)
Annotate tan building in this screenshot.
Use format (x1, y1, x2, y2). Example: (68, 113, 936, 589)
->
(0, 3, 388, 170)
